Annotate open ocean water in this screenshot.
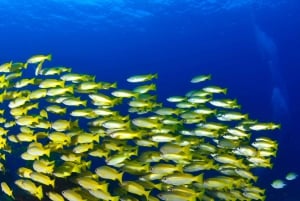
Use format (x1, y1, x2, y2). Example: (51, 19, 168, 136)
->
(0, 0, 299, 201)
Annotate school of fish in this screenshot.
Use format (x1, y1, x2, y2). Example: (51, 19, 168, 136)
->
(0, 54, 280, 201)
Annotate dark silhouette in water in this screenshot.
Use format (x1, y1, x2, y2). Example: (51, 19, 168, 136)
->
(254, 24, 290, 127)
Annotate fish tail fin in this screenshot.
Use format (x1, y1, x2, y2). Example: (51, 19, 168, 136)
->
(94, 133, 100, 143)
(196, 190, 205, 200)
(35, 185, 43, 200)
(51, 179, 55, 188)
(151, 83, 156, 91)
(47, 54, 52, 61)
(144, 190, 151, 200)
(62, 107, 67, 114)
(117, 172, 124, 184)
(30, 78, 36, 84)
(155, 183, 162, 190)
(111, 82, 117, 88)
(196, 173, 203, 183)
(82, 100, 87, 107)
(68, 85, 74, 94)
(85, 160, 92, 169)
(46, 148, 51, 157)
(177, 163, 184, 173)
(71, 119, 79, 128)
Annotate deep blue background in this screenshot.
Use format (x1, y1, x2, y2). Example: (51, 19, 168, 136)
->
(0, 1, 299, 200)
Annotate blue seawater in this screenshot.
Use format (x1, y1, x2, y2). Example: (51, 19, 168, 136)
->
(0, 1, 299, 201)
